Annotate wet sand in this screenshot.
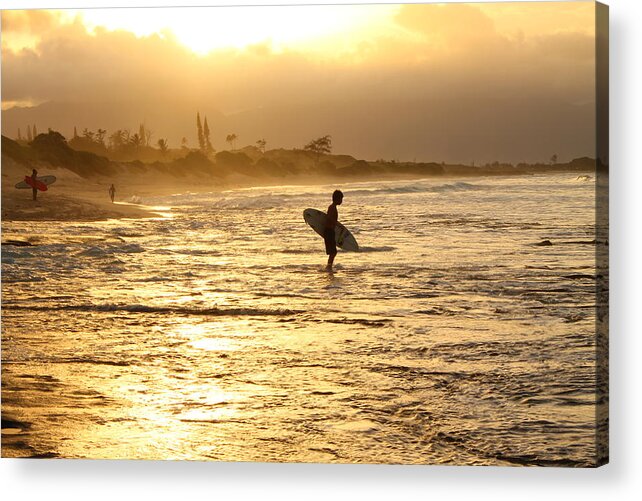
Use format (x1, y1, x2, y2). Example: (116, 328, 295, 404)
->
(2, 191, 157, 222)
(1, 159, 315, 223)
(2, 159, 169, 222)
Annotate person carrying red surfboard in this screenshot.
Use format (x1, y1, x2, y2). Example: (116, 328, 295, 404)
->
(30, 169, 39, 201)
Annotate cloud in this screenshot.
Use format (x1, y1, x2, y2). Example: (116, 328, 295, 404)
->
(395, 3, 497, 47)
(1, 4, 597, 163)
(1, 9, 58, 34)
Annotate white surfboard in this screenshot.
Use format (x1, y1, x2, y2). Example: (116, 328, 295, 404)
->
(303, 208, 359, 252)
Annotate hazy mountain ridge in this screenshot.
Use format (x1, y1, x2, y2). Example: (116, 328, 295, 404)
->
(2, 94, 595, 166)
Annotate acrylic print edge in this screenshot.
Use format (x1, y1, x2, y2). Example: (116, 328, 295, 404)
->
(595, 0, 609, 468)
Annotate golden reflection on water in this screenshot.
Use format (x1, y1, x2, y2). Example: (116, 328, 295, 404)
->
(1, 174, 604, 465)
(172, 321, 246, 352)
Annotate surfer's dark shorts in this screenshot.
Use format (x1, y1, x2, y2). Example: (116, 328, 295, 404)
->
(323, 228, 337, 255)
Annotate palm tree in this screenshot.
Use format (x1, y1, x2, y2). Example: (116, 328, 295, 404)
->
(304, 135, 332, 164)
(139, 124, 146, 146)
(109, 129, 126, 150)
(226, 133, 238, 150)
(196, 113, 205, 151)
(129, 133, 143, 148)
(203, 117, 214, 154)
(82, 128, 95, 142)
(96, 129, 107, 146)
(157, 138, 169, 156)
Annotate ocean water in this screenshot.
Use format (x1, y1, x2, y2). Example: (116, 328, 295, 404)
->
(1, 173, 607, 465)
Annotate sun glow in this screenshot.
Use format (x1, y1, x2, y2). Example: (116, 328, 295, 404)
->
(68, 5, 398, 55)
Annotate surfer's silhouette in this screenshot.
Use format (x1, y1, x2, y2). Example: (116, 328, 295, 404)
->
(109, 184, 116, 203)
(324, 190, 343, 271)
(31, 169, 38, 201)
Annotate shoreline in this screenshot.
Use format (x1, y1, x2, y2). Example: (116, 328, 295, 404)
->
(1, 191, 161, 223)
(1, 169, 596, 223)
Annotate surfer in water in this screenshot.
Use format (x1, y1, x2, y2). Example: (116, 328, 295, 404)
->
(324, 190, 343, 271)
(31, 168, 38, 201)
(109, 184, 116, 203)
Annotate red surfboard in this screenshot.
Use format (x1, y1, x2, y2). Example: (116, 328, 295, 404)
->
(25, 176, 49, 191)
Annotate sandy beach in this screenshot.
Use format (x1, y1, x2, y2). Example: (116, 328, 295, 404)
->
(2, 157, 334, 224)
(1, 158, 169, 224)
(2, 191, 158, 222)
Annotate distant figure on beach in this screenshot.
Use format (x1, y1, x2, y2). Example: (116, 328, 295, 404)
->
(324, 189, 343, 271)
(31, 169, 38, 201)
(109, 184, 116, 203)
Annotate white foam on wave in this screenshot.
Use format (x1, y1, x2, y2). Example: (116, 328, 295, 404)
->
(167, 181, 484, 212)
(346, 181, 481, 197)
(111, 228, 145, 238)
(211, 195, 290, 210)
(326, 419, 380, 433)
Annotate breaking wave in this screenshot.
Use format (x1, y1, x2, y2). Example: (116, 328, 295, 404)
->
(346, 182, 482, 196)
(167, 182, 484, 210)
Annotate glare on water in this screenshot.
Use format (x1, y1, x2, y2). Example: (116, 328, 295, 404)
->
(2, 173, 604, 465)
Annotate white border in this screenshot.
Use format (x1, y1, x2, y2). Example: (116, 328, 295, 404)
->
(1, 1, 641, 500)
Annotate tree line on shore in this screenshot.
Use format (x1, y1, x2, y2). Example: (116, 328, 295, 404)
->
(5, 126, 339, 179)
(13, 113, 278, 165)
(6, 113, 602, 183)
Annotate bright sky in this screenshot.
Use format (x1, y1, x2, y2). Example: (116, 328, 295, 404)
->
(0, 2, 598, 163)
(3, 2, 595, 56)
(61, 5, 401, 55)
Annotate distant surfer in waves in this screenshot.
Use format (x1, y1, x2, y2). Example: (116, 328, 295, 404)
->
(31, 169, 38, 201)
(109, 184, 116, 203)
(324, 189, 343, 271)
